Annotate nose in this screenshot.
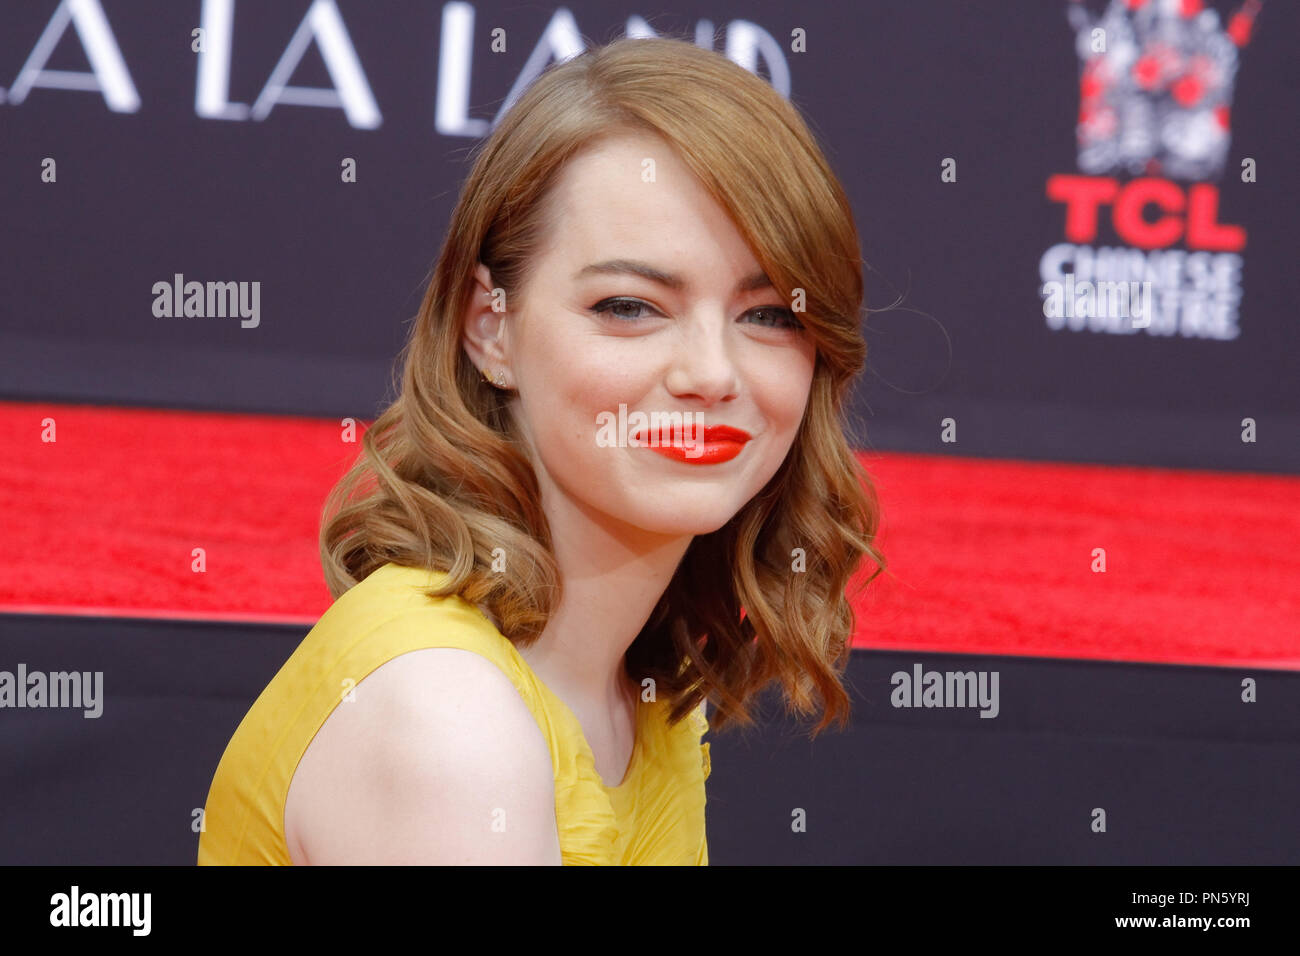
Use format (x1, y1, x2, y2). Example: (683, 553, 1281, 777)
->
(663, 312, 741, 406)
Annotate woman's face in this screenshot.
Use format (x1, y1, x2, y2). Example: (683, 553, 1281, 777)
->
(468, 130, 817, 540)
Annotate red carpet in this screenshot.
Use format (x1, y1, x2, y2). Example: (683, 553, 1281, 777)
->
(2, 400, 1296, 668)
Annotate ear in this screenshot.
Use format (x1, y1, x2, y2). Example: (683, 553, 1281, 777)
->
(460, 262, 514, 386)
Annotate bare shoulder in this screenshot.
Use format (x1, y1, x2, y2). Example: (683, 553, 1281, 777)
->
(285, 646, 560, 865)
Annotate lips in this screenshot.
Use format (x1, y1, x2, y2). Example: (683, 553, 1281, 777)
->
(630, 424, 753, 465)
(696, 425, 752, 443)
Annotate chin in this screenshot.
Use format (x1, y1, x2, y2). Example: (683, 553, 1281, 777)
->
(618, 504, 742, 538)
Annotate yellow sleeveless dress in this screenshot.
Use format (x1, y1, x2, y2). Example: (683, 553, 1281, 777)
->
(197, 562, 711, 865)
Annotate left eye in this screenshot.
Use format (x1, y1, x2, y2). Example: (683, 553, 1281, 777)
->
(591, 298, 802, 330)
(746, 308, 803, 331)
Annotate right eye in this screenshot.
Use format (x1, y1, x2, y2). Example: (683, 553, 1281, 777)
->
(590, 297, 659, 322)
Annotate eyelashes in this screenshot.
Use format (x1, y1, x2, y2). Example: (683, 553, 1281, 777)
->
(589, 297, 804, 331)
(589, 298, 658, 322)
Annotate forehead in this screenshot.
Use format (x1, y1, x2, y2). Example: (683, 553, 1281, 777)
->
(541, 132, 751, 269)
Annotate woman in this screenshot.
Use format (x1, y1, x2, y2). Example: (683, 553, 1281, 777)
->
(198, 34, 883, 866)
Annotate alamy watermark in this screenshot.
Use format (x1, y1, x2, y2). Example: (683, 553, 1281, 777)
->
(50, 886, 150, 935)
(152, 273, 260, 328)
(891, 663, 999, 718)
(596, 403, 705, 458)
(0, 664, 103, 718)
(1041, 275, 1155, 331)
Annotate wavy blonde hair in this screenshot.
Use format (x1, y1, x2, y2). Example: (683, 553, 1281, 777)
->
(321, 35, 884, 736)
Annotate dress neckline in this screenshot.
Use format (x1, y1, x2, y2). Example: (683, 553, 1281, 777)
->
(513, 650, 647, 791)
(464, 598, 645, 789)
(388, 562, 648, 792)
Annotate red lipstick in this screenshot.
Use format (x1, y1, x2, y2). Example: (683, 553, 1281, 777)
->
(631, 424, 752, 464)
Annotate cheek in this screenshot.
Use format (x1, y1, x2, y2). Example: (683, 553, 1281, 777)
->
(531, 355, 632, 458)
(755, 356, 816, 433)
(555, 343, 646, 418)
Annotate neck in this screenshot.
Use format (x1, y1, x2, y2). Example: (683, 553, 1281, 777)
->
(515, 486, 693, 712)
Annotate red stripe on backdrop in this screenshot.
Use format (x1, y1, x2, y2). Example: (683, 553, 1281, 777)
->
(0, 401, 345, 622)
(1, 401, 1297, 668)
(855, 451, 1300, 669)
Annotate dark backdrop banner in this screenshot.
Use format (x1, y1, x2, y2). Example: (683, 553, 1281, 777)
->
(2, 0, 1296, 472)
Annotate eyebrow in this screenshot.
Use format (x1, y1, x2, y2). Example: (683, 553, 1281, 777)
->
(573, 259, 773, 294)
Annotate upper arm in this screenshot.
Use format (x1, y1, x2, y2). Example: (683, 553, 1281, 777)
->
(286, 647, 561, 865)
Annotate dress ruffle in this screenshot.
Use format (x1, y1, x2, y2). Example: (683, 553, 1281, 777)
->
(546, 693, 709, 865)
(688, 704, 712, 781)
(553, 740, 621, 865)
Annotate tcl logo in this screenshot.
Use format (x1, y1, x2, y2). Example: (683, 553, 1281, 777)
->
(1047, 174, 1246, 252)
